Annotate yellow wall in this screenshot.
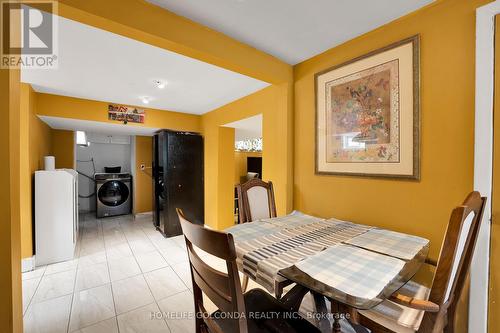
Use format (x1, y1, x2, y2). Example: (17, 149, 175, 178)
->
(293, 0, 491, 330)
(29, 92, 52, 174)
(294, 0, 489, 263)
(135, 136, 153, 214)
(51, 130, 75, 169)
(19, 84, 53, 259)
(202, 84, 293, 230)
(217, 127, 236, 227)
(234, 151, 263, 184)
(3, 67, 23, 332)
(1, 70, 12, 330)
(19, 85, 32, 259)
(36, 93, 202, 133)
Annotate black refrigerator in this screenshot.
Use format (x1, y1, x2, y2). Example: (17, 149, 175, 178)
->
(153, 130, 204, 237)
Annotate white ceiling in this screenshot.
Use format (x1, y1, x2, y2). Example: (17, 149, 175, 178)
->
(224, 114, 262, 141)
(147, 0, 433, 65)
(39, 116, 159, 136)
(21, 15, 269, 114)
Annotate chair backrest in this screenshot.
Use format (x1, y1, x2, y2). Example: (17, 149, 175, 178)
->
(177, 209, 248, 333)
(236, 178, 277, 223)
(419, 191, 486, 333)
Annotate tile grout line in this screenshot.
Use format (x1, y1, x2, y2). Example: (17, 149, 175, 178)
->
(22, 273, 43, 317)
(116, 215, 169, 331)
(115, 214, 174, 329)
(23, 260, 50, 314)
(24, 214, 85, 332)
(102, 214, 121, 333)
(126, 220, 162, 319)
(69, 213, 111, 332)
(25, 213, 192, 333)
(137, 216, 176, 332)
(65, 213, 85, 333)
(143, 226, 192, 291)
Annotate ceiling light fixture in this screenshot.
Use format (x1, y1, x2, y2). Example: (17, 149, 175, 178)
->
(153, 79, 167, 89)
(141, 96, 150, 104)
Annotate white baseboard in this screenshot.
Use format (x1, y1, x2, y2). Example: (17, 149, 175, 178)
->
(21, 256, 36, 272)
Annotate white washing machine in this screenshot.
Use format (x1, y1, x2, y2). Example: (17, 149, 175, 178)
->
(95, 173, 132, 218)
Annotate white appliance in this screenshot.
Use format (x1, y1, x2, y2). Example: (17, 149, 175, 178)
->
(35, 169, 78, 266)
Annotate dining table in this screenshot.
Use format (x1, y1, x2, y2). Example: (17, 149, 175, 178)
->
(225, 211, 430, 333)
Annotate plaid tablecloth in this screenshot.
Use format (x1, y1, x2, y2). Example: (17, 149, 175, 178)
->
(345, 228, 429, 260)
(258, 211, 325, 228)
(226, 221, 284, 243)
(228, 213, 372, 292)
(227, 212, 429, 297)
(294, 244, 405, 300)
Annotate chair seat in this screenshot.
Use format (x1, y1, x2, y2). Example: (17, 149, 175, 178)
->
(212, 289, 321, 333)
(358, 280, 430, 333)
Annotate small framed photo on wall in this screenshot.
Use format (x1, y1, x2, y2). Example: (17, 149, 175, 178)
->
(315, 35, 420, 179)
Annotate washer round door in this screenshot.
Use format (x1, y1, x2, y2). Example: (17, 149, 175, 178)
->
(98, 180, 130, 207)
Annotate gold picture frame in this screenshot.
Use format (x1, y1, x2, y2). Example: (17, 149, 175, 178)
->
(315, 35, 420, 179)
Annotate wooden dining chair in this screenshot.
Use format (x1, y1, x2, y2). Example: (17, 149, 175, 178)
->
(357, 191, 486, 333)
(236, 178, 277, 224)
(236, 178, 277, 292)
(176, 208, 320, 333)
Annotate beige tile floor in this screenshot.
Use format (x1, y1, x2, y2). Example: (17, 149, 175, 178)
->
(22, 213, 195, 333)
(22, 213, 355, 333)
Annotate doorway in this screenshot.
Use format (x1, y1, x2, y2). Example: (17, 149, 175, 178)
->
(224, 114, 263, 224)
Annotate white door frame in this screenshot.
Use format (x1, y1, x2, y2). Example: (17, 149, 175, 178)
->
(472, 2, 500, 332)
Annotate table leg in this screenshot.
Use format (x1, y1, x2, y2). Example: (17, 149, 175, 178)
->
(280, 284, 309, 312)
(329, 299, 341, 333)
(338, 304, 369, 333)
(312, 292, 331, 333)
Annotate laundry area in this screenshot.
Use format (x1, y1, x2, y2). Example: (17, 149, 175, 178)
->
(23, 124, 203, 332)
(76, 132, 134, 218)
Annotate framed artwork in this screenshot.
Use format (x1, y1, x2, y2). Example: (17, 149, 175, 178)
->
(108, 104, 146, 124)
(315, 35, 420, 179)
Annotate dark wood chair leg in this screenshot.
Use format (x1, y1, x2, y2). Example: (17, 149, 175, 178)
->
(444, 304, 455, 333)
